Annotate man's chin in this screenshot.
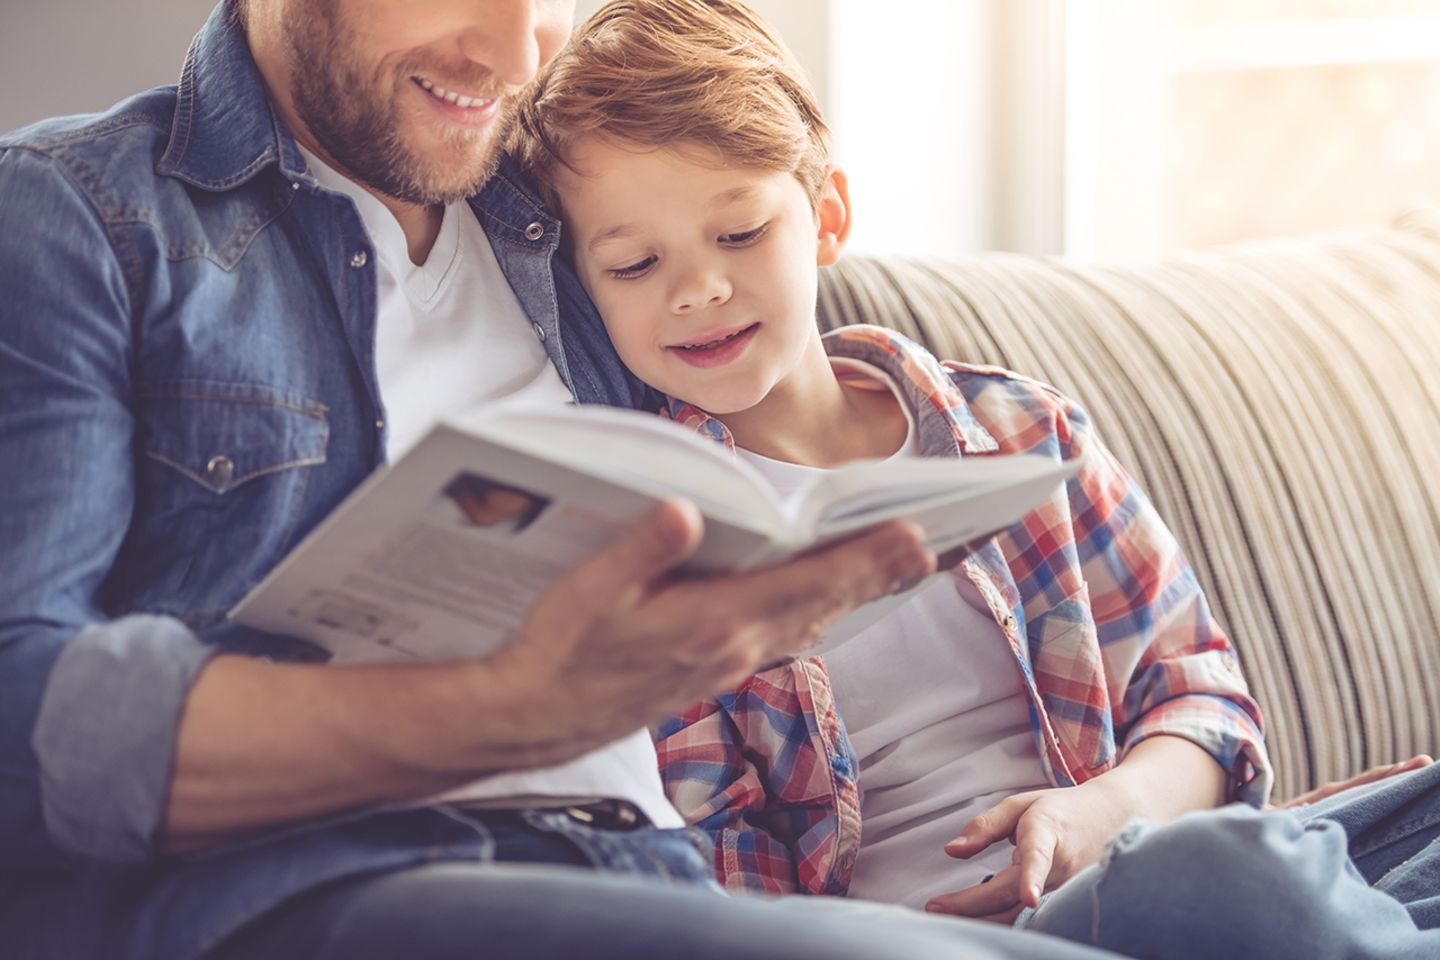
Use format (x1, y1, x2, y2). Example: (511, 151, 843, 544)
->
(396, 131, 506, 204)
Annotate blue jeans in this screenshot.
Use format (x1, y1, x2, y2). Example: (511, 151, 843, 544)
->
(209, 807, 1118, 960)
(1023, 762, 1440, 959)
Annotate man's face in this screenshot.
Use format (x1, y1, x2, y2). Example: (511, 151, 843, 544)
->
(284, 0, 573, 204)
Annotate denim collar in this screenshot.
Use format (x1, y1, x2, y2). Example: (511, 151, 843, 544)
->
(157, 3, 307, 191)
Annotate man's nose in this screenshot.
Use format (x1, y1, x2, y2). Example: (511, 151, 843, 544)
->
(457, 0, 545, 87)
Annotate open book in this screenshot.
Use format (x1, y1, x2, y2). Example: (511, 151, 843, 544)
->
(230, 404, 1081, 662)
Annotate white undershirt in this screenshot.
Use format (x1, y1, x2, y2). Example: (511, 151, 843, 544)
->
(737, 360, 1049, 908)
(300, 147, 683, 828)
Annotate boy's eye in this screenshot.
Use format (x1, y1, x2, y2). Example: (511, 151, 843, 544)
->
(608, 255, 657, 279)
(720, 224, 769, 246)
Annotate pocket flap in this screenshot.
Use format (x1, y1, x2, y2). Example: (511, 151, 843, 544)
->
(140, 380, 329, 494)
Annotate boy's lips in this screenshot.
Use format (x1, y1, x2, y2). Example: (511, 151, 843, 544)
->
(667, 322, 760, 369)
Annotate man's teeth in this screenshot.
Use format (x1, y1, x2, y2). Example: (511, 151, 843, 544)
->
(416, 78, 487, 109)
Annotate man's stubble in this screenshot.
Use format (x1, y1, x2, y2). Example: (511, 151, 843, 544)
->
(285, 0, 520, 205)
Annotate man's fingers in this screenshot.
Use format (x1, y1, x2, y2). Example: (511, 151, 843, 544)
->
(559, 500, 704, 613)
(748, 520, 934, 644)
(935, 536, 993, 571)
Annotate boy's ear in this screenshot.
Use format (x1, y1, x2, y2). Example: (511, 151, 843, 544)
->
(816, 166, 852, 267)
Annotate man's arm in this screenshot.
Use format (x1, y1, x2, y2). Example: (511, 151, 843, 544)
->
(164, 503, 934, 848)
(0, 145, 934, 864)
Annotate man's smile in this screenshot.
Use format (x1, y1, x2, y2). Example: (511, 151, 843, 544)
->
(412, 75, 500, 112)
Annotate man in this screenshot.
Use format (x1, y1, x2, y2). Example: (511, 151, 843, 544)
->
(0, 2, 1126, 959)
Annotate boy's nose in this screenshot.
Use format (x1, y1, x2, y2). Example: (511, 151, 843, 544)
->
(671, 268, 733, 314)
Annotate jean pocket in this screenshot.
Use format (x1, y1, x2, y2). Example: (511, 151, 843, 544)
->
(520, 811, 717, 884)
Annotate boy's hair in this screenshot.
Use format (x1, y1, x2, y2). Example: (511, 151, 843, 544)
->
(509, 0, 832, 211)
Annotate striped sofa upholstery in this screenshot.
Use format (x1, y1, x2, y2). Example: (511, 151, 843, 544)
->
(816, 214, 1440, 801)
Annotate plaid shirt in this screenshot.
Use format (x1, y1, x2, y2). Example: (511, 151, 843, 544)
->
(654, 324, 1272, 897)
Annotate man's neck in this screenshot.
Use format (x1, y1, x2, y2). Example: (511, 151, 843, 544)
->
(296, 137, 446, 266)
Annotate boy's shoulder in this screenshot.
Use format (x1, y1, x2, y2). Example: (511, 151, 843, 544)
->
(821, 323, 1079, 421)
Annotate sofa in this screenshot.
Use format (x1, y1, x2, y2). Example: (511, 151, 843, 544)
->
(816, 213, 1440, 801)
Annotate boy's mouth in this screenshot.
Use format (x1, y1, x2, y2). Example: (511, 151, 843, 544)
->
(668, 323, 760, 369)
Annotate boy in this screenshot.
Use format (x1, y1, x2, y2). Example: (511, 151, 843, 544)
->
(508, 0, 1267, 921)
(510, 4, 1440, 954)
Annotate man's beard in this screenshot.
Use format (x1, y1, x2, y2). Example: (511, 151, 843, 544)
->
(286, 4, 515, 205)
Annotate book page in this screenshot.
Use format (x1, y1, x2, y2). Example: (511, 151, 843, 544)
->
(799, 453, 1082, 556)
(455, 406, 786, 530)
(229, 418, 779, 663)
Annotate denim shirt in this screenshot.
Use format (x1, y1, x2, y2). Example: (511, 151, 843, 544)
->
(0, 6, 650, 958)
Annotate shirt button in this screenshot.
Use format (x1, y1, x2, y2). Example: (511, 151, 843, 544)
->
(206, 455, 235, 489)
(532, 321, 547, 343)
(523, 222, 545, 242)
(375, 419, 386, 431)
(350, 250, 369, 269)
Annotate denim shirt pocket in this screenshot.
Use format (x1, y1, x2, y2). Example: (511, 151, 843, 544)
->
(125, 380, 329, 625)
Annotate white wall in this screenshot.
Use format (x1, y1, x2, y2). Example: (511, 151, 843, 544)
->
(0, 0, 216, 133)
(1, 0, 1016, 256)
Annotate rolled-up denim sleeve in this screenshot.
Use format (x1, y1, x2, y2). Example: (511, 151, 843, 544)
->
(0, 146, 215, 866)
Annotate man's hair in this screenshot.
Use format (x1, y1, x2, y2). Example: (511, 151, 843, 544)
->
(509, 0, 831, 211)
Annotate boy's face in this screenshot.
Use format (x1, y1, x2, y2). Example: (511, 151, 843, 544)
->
(556, 138, 846, 416)
(272, 0, 573, 204)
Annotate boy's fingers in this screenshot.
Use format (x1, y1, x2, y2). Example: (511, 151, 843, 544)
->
(1014, 817, 1058, 907)
(925, 866, 1023, 917)
(946, 794, 1029, 857)
(1274, 754, 1436, 810)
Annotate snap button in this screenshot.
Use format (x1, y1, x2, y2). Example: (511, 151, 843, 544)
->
(523, 222, 545, 241)
(350, 250, 369, 269)
(531, 321, 547, 343)
(206, 455, 235, 489)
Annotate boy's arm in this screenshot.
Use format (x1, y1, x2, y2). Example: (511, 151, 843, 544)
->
(656, 660, 856, 897)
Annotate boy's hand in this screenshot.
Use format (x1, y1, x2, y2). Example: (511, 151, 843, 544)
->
(924, 777, 1140, 923)
(924, 736, 1227, 923)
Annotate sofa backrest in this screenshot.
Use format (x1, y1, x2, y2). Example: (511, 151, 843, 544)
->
(817, 215, 1440, 799)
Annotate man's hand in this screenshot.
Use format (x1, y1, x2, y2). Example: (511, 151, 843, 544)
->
(166, 500, 933, 850)
(1271, 755, 1434, 810)
(491, 499, 937, 753)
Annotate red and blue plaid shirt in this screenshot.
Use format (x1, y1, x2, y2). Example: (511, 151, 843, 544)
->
(654, 324, 1272, 897)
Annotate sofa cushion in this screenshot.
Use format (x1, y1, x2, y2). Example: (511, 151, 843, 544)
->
(817, 217, 1440, 799)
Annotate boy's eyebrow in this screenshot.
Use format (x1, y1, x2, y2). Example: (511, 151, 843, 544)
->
(587, 224, 641, 252)
(585, 186, 762, 253)
(708, 185, 758, 208)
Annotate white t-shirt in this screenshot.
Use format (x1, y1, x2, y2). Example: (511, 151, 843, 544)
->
(736, 361, 1050, 909)
(300, 148, 682, 828)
